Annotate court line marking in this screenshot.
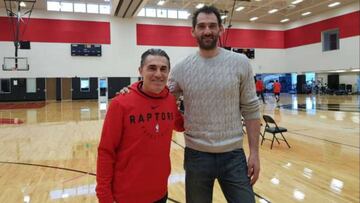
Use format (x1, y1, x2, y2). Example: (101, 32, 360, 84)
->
(0, 161, 96, 175)
(0, 161, 181, 203)
(288, 131, 359, 149)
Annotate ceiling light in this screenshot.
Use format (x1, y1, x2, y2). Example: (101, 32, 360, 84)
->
(19, 1, 26, 7)
(250, 17, 258, 21)
(292, 0, 303, 5)
(236, 6, 244, 11)
(329, 70, 346, 73)
(268, 9, 278, 14)
(157, 0, 165, 6)
(328, 2, 341, 7)
(196, 3, 204, 9)
(302, 12, 311, 16)
(351, 69, 360, 72)
(280, 18, 289, 23)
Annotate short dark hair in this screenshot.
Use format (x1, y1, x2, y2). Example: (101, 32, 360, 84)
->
(140, 48, 170, 69)
(192, 5, 222, 28)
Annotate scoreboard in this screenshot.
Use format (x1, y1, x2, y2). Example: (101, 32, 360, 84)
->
(71, 44, 102, 56)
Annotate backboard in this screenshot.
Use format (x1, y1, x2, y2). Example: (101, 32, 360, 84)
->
(2, 57, 29, 71)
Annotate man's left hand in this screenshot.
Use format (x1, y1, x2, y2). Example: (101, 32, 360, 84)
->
(247, 153, 260, 185)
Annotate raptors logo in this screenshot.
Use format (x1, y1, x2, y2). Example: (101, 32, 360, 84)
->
(129, 112, 174, 124)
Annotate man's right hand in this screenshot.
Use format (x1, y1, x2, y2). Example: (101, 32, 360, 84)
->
(116, 87, 130, 95)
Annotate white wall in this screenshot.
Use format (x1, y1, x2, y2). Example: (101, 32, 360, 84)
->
(282, 1, 360, 74)
(285, 36, 360, 73)
(0, 3, 359, 78)
(0, 10, 287, 78)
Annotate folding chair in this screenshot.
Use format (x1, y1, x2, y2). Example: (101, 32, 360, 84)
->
(262, 115, 291, 149)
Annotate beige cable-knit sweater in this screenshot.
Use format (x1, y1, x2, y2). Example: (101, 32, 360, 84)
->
(168, 48, 260, 153)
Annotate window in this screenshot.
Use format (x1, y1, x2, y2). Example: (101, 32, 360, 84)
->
(47, 0, 110, 15)
(157, 9, 167, 18)
(74, 3, 86, 13)
(167, 10, 177, 18)
(137, 7, 191, 19)
(322, 29, 339, 51)
(178, 10, 190, 19)
(80, 78, 90, 92)
(47, 1, 60, 11)
(26, 78, 36, 93)
(146, 8, 156, 17)
(87, 4, 99, 14)
(0, 79, 11, 93)
(99, 4, 110, 14)
(60, 2, 73, 12)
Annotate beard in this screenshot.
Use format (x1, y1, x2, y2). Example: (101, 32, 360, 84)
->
(197, 34, 219, 50)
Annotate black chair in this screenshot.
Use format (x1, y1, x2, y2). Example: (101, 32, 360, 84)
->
(346, 84, 352, 94)
(262, 115, 291, 149)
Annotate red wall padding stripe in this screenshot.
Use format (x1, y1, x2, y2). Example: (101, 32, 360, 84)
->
(222, 29, 284, 48)
(0, 17, 111, 44)
(137, 11, 359, 49)
(285, 11, 360, 48)
(136, 24, 284, 48)
(136, 24, 197, 47)
(0, 11, 358, 47)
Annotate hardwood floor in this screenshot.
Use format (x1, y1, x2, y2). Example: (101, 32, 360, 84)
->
(0, 94, 358, 202)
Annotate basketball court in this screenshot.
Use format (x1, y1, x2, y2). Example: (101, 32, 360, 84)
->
(0, 0, 359, 202)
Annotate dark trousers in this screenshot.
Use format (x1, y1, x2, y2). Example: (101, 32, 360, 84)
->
(184, 147, 255, 203)
(274, 93, 280, 102)
(256, 91, 265, 103)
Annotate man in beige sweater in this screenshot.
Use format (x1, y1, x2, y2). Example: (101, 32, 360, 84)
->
(168, 5, 261, 203)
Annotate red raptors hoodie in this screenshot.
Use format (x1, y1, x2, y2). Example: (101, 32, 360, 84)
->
(96, 81, 184, 203)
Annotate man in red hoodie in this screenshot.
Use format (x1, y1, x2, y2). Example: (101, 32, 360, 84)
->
(96, 49, 184, 203)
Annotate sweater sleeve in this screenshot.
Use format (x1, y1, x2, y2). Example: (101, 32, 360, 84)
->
(168, 64, 183, 98)
(239, 57, 260, 120)
(96, 99, 123, 203)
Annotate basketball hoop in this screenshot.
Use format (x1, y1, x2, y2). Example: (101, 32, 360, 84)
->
(2, 57, 29, 71)
(4, 0, 36, 64)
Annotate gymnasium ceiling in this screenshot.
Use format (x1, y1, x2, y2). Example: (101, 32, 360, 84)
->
(0, 0, 358, 24)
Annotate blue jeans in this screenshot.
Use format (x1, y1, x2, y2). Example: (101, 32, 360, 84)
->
(184, 147, 255, 203)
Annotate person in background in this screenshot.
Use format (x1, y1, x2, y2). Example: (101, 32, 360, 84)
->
(273, 80, 281, 103)
(96, 48, 184, 203)
(256, 78, 266, 104)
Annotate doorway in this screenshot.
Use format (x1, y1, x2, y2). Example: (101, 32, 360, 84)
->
(45, 78, 56, 100)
